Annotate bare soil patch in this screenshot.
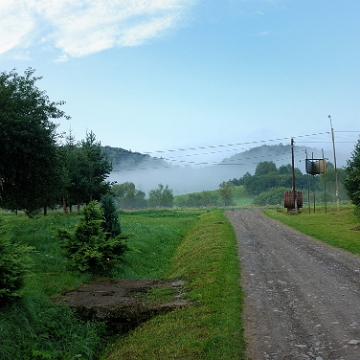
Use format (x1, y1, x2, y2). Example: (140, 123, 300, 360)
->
(54, 279, 187, 333)
(226, 209, 360, 360)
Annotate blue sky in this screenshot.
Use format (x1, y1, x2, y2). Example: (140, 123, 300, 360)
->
(1, 0, 359, 166)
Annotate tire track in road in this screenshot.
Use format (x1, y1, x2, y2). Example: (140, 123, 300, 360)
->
(226, 209, 360, 360)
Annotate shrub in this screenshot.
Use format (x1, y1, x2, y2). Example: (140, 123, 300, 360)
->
(58, 201, 127, 274)
(0, 218, 33, 306)
(0, 295, 106, 359)
(175, 191, 220, 208)
(253, 187, 288, 206)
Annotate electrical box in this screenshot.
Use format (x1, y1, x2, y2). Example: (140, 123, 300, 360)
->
(305, 159, 326, 175)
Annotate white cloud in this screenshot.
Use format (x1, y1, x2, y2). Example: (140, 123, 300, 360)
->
(0, 0, 195, 58)
(54, 54, 69, 63)
(0, 1, 35, 54)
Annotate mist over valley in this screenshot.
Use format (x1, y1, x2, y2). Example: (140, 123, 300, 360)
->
(106, 144, 351, 196)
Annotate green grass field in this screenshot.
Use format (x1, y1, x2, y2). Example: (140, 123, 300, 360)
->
(103, 210, 245, 360)
(2, 200, 358, 359)
(173, 185, 254, 208)
(0, 208, 245, 360)
(264, 204, 360, 256)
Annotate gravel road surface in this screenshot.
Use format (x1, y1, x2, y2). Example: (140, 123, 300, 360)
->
(226, 209, 360, 360)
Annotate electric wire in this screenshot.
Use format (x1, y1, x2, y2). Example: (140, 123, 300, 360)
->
(142, 132, 331, 155)
(106, 130, 358, 172)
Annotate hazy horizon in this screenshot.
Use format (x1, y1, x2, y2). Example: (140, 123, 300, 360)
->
(107, 143, 353, 195)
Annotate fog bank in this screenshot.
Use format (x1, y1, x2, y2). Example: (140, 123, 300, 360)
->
(107, 146, 351, 196)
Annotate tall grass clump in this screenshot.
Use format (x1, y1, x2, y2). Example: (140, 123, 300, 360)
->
(0, 294, 106, 360)
(0, 211, 106, 359)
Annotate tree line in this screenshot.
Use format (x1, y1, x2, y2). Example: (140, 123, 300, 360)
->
(1, 68, 359, 213)
(0, 68, 117, 216)
(229, 160, 351, 206)
(111, 182, 174, 209)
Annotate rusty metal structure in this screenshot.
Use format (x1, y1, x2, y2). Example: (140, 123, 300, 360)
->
(305, 150, 327, 213)
(284, 138, 303, 212)
(284, 191, 303, 209)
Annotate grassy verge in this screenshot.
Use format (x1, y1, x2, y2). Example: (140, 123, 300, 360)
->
(103, 210, 244, 360)
(0, 209, 205, 359)
(115, 209, 201, 279)
(0, 211, 103, 360)
(0, 209, 244, 359)
(264, 204, 360, 255)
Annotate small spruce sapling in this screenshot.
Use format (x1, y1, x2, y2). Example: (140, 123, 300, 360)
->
(0, 218, 33, 306)
(100, 193, 121, 239)
(59, 200, 127, 274)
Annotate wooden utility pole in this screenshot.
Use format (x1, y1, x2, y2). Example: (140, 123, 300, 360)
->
(291, 138, 298, 213)
(329, 115, 340, 212)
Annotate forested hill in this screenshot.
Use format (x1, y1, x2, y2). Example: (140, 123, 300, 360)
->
(221, 143, 345, 172)
(102, 146, 169, 171)
(221, 143, 349, 171)
(221, 143, 308, 168)
(104, 143, 349, 195)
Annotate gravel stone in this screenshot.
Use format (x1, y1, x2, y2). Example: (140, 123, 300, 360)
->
(226, 209, 360, 360)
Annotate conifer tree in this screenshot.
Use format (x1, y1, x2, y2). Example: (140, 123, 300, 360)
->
(344, 138, 360, 212)
(101, 193, 121, 239)
(59, 201, 126, 274)
(0, 218, 33, 306)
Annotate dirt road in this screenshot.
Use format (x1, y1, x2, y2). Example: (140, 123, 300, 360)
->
(226, 210, 360, 360)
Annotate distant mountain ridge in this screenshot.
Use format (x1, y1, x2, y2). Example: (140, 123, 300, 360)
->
(221, 143, 313, 172)
(102, 146, 168, 171)
(105, 143, 349, 195)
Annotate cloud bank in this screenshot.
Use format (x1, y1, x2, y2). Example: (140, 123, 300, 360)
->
(0, 0, 195, 58)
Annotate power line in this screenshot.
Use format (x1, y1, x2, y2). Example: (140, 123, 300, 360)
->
(142, 132, 330, 155)
(108, 131, 330, 162)
(111, 150, 307, 172)
(107, 130, 358, 171)
(109, 147, 305, 167)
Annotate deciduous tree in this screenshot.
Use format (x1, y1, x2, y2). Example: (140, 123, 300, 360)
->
(112, 182, 147, 209)
(255, 161, 277, 176)
(218, 181, 235, 206)
(148, 184, 173, 208)
(0, 68, 69, 216)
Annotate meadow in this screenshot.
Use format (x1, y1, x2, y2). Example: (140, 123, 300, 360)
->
(1, 196, 359, 360)
(0, 208, 245, 360)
